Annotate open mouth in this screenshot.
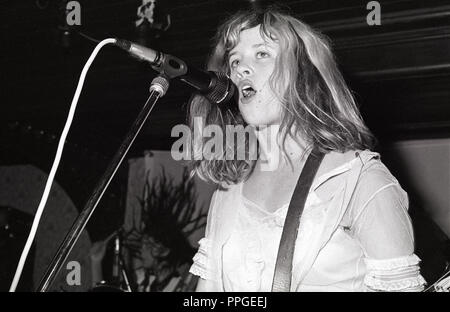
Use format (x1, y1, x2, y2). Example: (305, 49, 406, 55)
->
(241, 84, 257, 99)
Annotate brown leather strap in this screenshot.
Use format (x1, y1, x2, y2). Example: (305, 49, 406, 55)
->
(271, 149, 325, 292)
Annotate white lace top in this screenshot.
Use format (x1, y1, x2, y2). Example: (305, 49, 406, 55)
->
(190, 150, 426, 291)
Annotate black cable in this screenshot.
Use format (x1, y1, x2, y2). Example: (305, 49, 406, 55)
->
(78, 31, 101, 43)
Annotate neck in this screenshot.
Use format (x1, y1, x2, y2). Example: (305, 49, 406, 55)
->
(255, 124, 307, 171)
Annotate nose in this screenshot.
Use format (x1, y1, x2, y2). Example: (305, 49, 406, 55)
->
(236, 62, 252, 78)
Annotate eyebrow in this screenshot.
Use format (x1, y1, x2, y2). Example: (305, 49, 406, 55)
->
(229, 42, 273, 58)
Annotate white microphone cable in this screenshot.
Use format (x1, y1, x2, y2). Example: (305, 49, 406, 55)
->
(9, 38, 117, 292)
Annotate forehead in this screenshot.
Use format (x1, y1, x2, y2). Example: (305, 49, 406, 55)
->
(229, 25, 278, 54)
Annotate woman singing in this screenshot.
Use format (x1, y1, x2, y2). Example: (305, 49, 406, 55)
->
(187, 7, 426, 292)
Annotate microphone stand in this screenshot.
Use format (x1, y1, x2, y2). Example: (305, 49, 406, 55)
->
(36, 76, 170, 292)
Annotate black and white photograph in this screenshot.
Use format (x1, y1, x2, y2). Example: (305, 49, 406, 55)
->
(1, 0, 449, 299)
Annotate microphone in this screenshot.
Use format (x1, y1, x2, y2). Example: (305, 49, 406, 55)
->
(114, 39, 237, 106)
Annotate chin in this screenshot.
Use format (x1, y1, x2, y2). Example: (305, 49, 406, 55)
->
(242, 119, 278, 128)
(239, 106, 282, 127)
(238, 108, 262, 125)
(240, 114, 261, 126)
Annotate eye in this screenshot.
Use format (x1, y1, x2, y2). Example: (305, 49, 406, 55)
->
(256, 51, 270, 59)
(229, 59, 240, 69)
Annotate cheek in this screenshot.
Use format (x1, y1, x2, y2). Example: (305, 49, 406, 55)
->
(238, 103, 255, 124)
(229, 71, 238, 84)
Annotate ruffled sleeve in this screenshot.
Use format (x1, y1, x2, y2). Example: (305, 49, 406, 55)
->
(189, 237, 211, 280)
(189, 189, 219, 281)
(364, 254, 426, 291)
(348, 160, 427, 291)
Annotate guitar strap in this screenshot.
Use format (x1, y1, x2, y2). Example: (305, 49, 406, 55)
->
(271, 148, 325, 292)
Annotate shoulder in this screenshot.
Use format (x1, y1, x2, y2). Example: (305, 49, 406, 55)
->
(312, 149, 378, 195)
(316, 149, 408, 224)
(348, 151, 409, 224)
(323, 149, 398, 189)
(204, 182, 242, 232)
(358, 151, 398, 186)
(315, 149, 378, 180)
(212, 182, 242, 206)
(355, 151, 405, 202)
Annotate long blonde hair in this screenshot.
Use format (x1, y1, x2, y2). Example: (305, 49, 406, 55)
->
(188, 7, 375, 185)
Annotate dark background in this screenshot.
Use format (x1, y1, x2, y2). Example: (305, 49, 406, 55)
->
(1, 0, 449, 288)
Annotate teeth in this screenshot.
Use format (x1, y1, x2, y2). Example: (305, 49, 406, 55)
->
(241, 85, 256, 98)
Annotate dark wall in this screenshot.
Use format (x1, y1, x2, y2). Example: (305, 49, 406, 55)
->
(2, 1, 450, 152)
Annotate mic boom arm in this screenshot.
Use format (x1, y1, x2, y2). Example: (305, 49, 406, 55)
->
(114, 39, 236, 105)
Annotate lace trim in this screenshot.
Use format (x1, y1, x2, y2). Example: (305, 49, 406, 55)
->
(192, 251, 207, 265)
(189, 263, 208, 280)
(189, 238, 210, 280)
(364, 254, 426, 291)
(197, 237, 210, 251)
(364, 275, 426, 291)
(364, 254, 421, 271)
